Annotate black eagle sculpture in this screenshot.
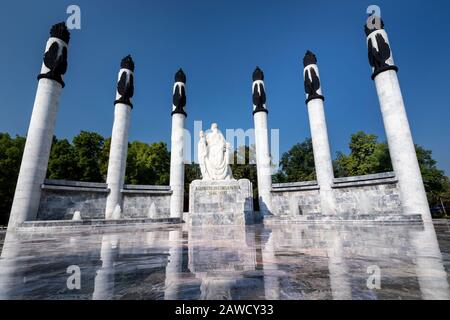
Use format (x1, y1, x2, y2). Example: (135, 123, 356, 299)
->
(303, 50, 317, 68)
(368, 34, 392, 73)
(42, 43, 68, 85)
(115, 55, 135, 107)
(172, 68, 187, 116)
(304, 68, 320, 98)
(252, 67, 267, 114)
(365, 19, 398, 79)
(38, 23, 70, 87)
(303, 50, 324, 104)
(304, 68, 324, 104)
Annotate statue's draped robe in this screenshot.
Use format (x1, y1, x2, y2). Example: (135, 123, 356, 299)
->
(199, 129, 232, 181)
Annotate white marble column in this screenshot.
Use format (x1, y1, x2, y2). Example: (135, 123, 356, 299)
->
(252, 67, 273, 215)
(8, 23, 70, 229)
(105, 56, 135, 220)
(366, 20, 431, 222)
(170, 69, 187, 219)
(303, 51, 337, 215)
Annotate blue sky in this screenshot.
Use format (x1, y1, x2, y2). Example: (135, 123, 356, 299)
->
(1, 0, 449, 175)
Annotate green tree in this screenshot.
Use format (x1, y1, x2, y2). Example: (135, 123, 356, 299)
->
(99, 137, 111, 181)
(125, 141, 170, 185)
(47, 137, 79, 180)
(334, 131, 392, 177)
(184, 163, 202, 211)
(415, 145, 448, 206)
(99, 139, 171, 186)
(230, 145, 259, 209)
(0, 133, 25, 225)
(440, 178, 450, 212)
(72, 131, 105, 182)
(274, 138, 316, 183)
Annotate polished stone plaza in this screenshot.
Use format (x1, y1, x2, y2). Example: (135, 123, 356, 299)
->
(0, 221, 448, 300)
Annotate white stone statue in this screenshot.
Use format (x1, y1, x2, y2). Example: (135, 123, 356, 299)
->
(198, 130, 210, 180)
(198, 124, 233, 181)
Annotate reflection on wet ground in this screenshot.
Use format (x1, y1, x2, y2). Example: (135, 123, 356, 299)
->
(0, 232, 5, 256)
(0, 221, 449, 300)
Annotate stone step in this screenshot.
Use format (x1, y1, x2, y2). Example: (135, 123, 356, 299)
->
(17, 217, 182, 233)
(264, 214, 423, 226)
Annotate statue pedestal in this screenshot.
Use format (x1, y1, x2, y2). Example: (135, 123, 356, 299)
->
(188, 179, 254, 226)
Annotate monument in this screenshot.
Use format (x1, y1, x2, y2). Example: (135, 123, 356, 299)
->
(189, 124, 253, 226)
(1, 9, 449, 302)
(4, 13, 436, 227)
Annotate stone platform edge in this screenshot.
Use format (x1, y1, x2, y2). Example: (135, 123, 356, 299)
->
(16, 217, 182, 233)
(272, 172, 397, 192)
(42, 179, 172, 194)
(264, 213, 423, 226)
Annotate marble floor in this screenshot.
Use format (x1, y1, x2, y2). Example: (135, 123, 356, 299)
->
(0, 221, 449, 300)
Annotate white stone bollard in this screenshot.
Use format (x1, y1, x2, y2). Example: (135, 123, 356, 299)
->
(252, 67, 273, 215)
(170, 69, 187, 219)
(105, 56, 134, 220)
(365, 20, 431, 222)
(303, 51, 337, 215)
(72, 211, 82, 221)
(8, 23, 70, 229)
(148, 202, 157, 219)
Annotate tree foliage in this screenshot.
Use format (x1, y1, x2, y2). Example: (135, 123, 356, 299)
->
(440, 177, 450, 208)
(230, 145, 259, 210)
(415, 145, 448, 206)
(47, 137, 79, 180)
(72, 131, 105, 182)
(46, 132, 171, 186)
(273, 138, 316, 183)
(126, 141, 170, 185)
(334, 131, 392, 177)
(0, 133, 25, 225)
(230, 145, 258, 184)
